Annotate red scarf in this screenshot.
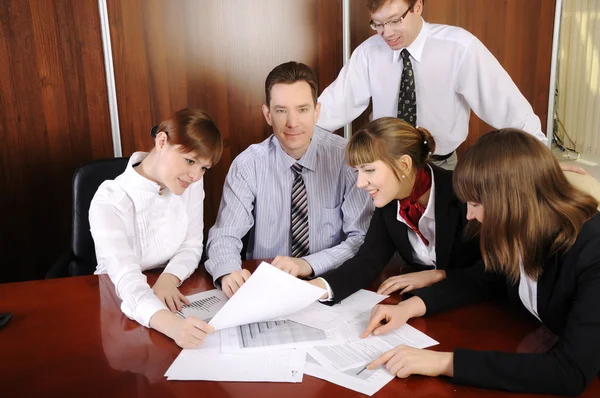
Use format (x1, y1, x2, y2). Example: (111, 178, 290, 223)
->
(399, 167, 432, 246)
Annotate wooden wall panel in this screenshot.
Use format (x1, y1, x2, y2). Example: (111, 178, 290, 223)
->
(107, 0, 343, 237)
(0, 0, 113, 283)
(349, 0, 556, 154)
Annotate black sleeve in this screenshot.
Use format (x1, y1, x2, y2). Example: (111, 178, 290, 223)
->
(452, 235, 600, 396)
(321, 207, 397, 303)
(407, 260, 506, 315)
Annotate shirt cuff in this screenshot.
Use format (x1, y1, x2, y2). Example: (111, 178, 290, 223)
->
(302, 253, 333, 276)
(209, 264, 243, 287)
(163, 262, 195, 287)
(132, 293, 168, 328)
(317, 277, 335, 302)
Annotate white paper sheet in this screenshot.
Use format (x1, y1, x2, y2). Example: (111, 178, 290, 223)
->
(305, 354, 394, 396)
(177, 289, 228, 321)
(283, 290, 389, 331)
(164, 333, 306, 382)
(208, 262, 326, 330)
(220, 319, 345, 353)
(307, 313, 439, 372)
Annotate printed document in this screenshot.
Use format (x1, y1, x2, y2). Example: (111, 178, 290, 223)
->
(305, 354, 394, 396)
(209, 262, 326, 330)
(307, 313, 438, 372)
(165, 333, 306, 382)
(177, 289, 228, 321)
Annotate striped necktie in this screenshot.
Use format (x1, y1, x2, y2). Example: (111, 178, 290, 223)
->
(397, 49, 417, 127)
(291, 163, 309, 257)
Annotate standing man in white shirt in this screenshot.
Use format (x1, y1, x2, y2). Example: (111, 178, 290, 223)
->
(205, 62, 373, 298)
(317, 0, 580, 172)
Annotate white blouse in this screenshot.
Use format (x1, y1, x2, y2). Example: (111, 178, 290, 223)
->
(90, 152, 205, 327)
(519, 261, 541, 321)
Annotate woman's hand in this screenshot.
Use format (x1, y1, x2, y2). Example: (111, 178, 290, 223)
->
(152, 273, 189, 312)
(367, 346, 454, 378)
(361, 296, 427, 338)
(377, 270, 446, 295)
(168, 316, 215, 349)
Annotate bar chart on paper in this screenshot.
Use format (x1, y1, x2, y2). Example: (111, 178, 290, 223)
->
(237, 320, 327, 348)
(178, 290, 228, 321)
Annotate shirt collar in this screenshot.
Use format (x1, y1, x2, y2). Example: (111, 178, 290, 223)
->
(120, 152, 164, 195)
(393, 18, 428, 64)
(271, 128, 320, 172)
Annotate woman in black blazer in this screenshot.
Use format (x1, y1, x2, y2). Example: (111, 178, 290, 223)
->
(362, 129, 600, 396)
(311, 117, 481, 302)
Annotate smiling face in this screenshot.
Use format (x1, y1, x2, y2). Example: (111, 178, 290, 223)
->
(355, 160, 413, 207)
(371, 0, 423, 50)
(153, 132, 212, 195)
(262, 81, 321, 160)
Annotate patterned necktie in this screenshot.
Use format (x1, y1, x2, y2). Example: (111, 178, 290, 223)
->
(290, 163, 309, 257)
(398, 49, 417, 127)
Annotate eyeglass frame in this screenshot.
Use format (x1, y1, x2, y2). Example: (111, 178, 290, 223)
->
(369, 0, 416, 31)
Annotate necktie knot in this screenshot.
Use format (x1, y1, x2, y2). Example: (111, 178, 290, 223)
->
(401, 49, 411, 61)
(292, 163, 303, 175)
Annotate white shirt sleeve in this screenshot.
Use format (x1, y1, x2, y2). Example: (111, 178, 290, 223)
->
(90, 185, 167, 327)
(317, 44, 373, 132)
(163, 179, 205, 284)
(456, 37, 547, 144)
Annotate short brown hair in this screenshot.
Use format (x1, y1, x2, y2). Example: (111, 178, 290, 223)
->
(346, 117, 435, 180)
(367, 0, 421, 14)
(157, 108, 223, 165)
(265, 61, 318, 106)
(453, 129, 598, 283)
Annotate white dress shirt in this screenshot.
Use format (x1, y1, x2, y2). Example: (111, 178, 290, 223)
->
(317, 19, 547, 155)
(396, 165, 437, 267)
(518, 261, 541, 321)
(90, 152, 204, 327)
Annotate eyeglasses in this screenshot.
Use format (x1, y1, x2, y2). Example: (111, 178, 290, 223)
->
(369, 1, 415, 31)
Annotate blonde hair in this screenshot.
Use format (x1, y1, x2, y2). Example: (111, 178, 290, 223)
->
(453, 129, 598, 283)
(346, 117, 435, 181)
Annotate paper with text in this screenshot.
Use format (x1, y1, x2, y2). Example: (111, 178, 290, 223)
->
(307, 313, 438, 372)
(164, 333, 306, 382)
(177, 289, 228, 321)
(209, 262, 326, 330)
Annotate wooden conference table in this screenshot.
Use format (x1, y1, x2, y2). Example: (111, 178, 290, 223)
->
(1, 259, 599, 398)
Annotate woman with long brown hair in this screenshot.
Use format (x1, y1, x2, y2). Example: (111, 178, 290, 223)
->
(362, 129, 600, 395)
(310, 117, 481, 302)
(90, 108, 223, 349)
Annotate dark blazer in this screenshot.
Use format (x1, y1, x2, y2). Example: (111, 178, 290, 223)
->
(412, 212, 600, 396)
(322, 165, 481, 303)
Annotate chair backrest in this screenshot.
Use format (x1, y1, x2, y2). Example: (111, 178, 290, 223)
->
(70, 157, 129, 275)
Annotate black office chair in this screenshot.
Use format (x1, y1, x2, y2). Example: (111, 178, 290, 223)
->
(47, 157, 129, 278)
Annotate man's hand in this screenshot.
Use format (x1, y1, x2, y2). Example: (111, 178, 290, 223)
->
(152, 273, 189, 312)
(377, 270, 446, 295)
(220, 269, 252, 298)
(367, 346, 454, 378)
(272, 256, 313, 277)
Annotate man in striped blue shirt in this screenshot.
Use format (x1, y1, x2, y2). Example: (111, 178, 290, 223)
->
(205, 62, 374, 298)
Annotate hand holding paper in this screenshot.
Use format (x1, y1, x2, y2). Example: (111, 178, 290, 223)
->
(209, 262, 327, 330)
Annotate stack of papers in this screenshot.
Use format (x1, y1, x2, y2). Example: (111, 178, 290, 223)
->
(164, 262, 439, 395)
